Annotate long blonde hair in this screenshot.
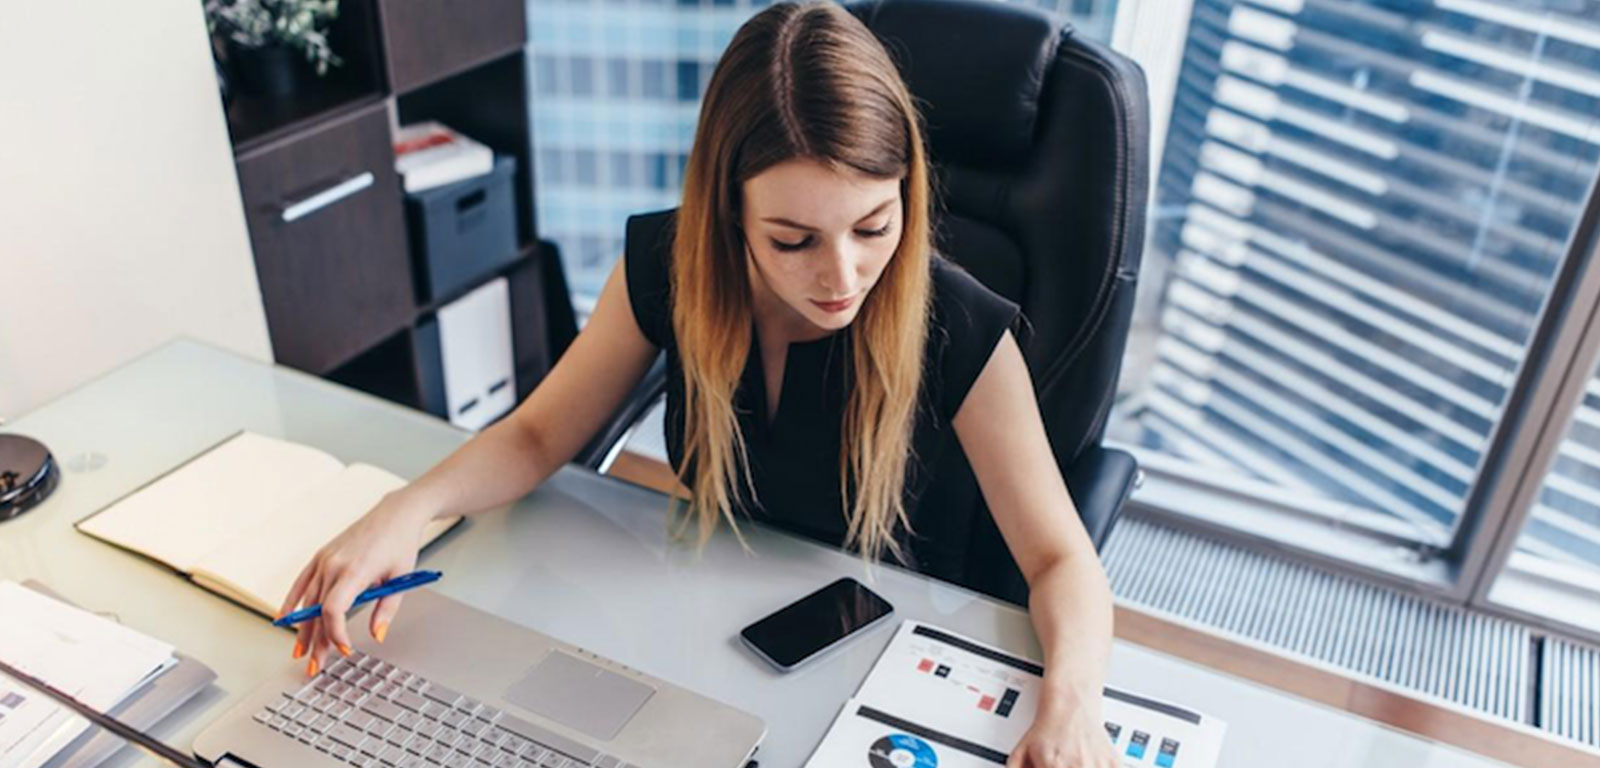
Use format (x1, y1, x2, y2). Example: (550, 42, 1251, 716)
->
(670, 1, 934, 562)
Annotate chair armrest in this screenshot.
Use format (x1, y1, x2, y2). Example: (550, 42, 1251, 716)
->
(1067, 445, 1138, 551)
(575, 353, 668, 470)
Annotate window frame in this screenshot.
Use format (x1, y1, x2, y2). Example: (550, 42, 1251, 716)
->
(1106, 0, 1600, 644)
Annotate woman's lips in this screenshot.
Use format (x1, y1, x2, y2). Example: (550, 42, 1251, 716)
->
(810, 295, 856, 313)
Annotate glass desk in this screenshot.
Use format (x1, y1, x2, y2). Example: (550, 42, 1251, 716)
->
(0, 340, 1514, 767)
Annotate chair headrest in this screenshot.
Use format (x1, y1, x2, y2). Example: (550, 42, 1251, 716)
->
(848, 0, 1070, 169)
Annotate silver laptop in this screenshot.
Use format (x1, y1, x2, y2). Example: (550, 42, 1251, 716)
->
(194, 588, 765, 768)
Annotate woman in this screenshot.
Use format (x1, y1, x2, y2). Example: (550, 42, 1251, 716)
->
(283, 3, 1115, 766)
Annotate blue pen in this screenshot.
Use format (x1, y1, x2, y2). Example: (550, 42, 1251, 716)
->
(273, 570, 442, 627)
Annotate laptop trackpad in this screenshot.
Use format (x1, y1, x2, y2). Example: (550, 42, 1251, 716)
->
(504, 651, 655, 741)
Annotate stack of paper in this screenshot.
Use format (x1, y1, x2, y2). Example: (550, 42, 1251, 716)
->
(393, 121, 494, 193)
(0, 582, 176, 768)
(805, 621, 1226, 768)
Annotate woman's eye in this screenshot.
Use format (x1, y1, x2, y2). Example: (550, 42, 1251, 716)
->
(771, 236, 812, 252)
(856, 223, 893, 238)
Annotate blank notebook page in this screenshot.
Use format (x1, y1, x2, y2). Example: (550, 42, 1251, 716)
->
(77, 432, 344, 573)
(194, 463, 407, 614)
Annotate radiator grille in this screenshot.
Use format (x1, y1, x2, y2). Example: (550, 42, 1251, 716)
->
(1100, 514, 1533, 723)
(1544, 636, 1600, 746)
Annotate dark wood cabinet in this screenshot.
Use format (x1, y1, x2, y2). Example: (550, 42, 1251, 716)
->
(377, 0, 526, 92)
(216, 0, 571, 421)
(236, 103, 414, 374)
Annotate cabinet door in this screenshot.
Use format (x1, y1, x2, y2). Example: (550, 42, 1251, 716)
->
(236, 102, 414, 374)
(378, 0, 525, 92)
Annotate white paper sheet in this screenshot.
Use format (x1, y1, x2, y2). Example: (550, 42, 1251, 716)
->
(0, 582, 176, 768)
(807, 621, 1226, 768)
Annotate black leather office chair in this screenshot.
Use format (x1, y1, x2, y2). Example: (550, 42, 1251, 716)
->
(579, 0, 1149, 605)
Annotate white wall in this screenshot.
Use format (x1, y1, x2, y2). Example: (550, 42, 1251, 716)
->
(0, 0, 272, 420)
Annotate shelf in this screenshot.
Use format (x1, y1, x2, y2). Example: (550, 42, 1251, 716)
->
(217, 0, 387, 155)
(229, 90, 385, 157)
(413, 242, 538, 319)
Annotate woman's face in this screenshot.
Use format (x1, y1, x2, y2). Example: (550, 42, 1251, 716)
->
(741, 158, 903, 336)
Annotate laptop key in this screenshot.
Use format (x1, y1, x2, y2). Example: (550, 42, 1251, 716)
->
(423, 684, 463, 708)
(395, 691, 429, 712)
(332, 723, 368, 747)
(425, 743, 454, 764)
(365, 699, 405, 722)
(496, 714, 599, 765)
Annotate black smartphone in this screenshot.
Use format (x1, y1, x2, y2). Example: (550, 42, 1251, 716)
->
(739, 577, 895, 671)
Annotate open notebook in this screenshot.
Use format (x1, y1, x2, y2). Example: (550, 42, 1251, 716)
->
(76, 431, 458, 619)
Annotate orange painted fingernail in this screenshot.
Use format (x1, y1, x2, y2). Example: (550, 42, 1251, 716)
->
(307, 657, 319, 677)
(337, 643, 352, 657)
(374, 623, 388, 644)
(292, 641, 305, 659)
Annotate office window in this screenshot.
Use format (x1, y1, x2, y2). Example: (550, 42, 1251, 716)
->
(573, 149, 600, 187)
(641, 59, 668, 100)
(606, 58, 632, 98)
(570, 56, 597, 97)
(609, 150, 635, 186)
(1106, 0, 1600, 568)
(528, 0, 1124, 307)
(1489, 344, 1600, 630)
(675, 60, 701, 102)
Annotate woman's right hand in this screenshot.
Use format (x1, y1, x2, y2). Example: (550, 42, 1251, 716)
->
(278, 489, 436, 676)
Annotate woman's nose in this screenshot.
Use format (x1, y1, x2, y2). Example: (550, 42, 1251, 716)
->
(818, 241, 856, 296)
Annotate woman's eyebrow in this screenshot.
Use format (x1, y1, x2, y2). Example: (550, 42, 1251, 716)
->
(760, 198, 897, 231)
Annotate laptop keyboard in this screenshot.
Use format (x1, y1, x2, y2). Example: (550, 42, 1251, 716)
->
(251, 651, 637, 768)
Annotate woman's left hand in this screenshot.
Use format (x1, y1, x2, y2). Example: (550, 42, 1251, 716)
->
(1005, 698, 1118, 768)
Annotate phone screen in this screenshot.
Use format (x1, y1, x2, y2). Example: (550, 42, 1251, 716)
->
(740, 577, 894, 669)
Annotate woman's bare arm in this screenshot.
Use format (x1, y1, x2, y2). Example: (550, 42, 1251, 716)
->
(954, 331, 1117, 768)
(285, 257, 660, 668)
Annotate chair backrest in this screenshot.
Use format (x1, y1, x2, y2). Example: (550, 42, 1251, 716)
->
(846, 0, 1150, 597)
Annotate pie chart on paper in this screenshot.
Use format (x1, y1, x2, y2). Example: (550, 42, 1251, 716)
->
(868, 733, 939, 768)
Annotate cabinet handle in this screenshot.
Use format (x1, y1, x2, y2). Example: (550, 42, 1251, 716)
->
(280, 172, 375, 223)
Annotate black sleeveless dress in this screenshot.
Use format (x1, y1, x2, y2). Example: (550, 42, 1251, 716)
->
(623, 209, 1022, 584)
